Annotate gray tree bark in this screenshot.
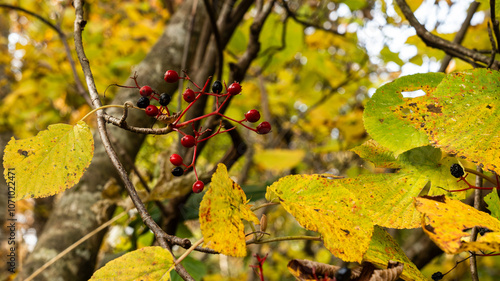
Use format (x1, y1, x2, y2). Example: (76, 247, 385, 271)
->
(18, 1, 207, 280)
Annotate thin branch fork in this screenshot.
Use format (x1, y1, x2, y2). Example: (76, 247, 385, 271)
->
(395, 0, 500, 70)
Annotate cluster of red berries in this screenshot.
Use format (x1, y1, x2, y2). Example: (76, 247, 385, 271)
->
(127, 70, 271, 193)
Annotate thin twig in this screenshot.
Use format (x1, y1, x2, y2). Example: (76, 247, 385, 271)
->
(438, 1, 480, 72)
(203, 0, 223, 80)
(246, 235, 322, 245)
(24, 211, 128, 281)
(470, 166, 483, 281)
(73, 1, 194, 280)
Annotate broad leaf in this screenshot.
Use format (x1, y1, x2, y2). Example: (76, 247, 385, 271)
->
(199, 164, 259, 257)
(392, 69, 500, 174)
(415, 195, 500, 253)
(254, 149, 306, 171)
(3, 121, 94, 201)
(364, 226, 427, 281)
(89, 246, 173, 281)
(485, 191, 500, 221)
(363, 73, 445, 155)
(266, 175, 373, 262)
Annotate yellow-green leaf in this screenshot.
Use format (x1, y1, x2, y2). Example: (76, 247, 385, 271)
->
(254, 149, 306, 171)
(364, 226, 427, 281)
(350, 139, 400, 169)
(415, 195, 500, 254)
(3, 121, 94, 201)
(266, 175, 373, 262)
(392, 69, 500, 174)
(89, 246, 173, 281)
(199, 163, 259, 257)
(485, 190, 500, 221)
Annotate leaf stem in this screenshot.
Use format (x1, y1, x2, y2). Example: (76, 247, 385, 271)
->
(464, 168, 497, 185)
(246, 235, 322, 245)
(251, 202, 280, 212)
(80, 104, 142, 122)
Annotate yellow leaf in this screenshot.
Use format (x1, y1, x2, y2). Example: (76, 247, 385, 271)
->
(415, 195, 500, 254)
(3, 121, 94, 201)
(89, 246, 173, 281)
(266, 175, 373, 262)
(253, 149, 306, 171)
(199, 164, 259, 257)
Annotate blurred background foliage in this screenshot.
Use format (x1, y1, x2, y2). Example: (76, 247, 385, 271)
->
(1, 0, 499, 280)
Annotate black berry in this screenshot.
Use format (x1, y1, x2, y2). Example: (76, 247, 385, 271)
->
(335, 267, 351, 281)
(136, 96, 150, 108)
(159, 93, 171, 106)
(172, 167, 184, 177)
(450, 163, 464, 178)
(432, 271, 444, 281)
(212, 80, 223, 94)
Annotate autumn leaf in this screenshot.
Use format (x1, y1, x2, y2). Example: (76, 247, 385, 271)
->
(89, 246, 173, 281)
(3, 121, 94, 201)
(485, 190, 500, 221)
(364, 226, 427, 281)
(363, 73, 445, 155)
(415, 195, 500, 253)
(199, 163, 259, 257)
(392, 69, 500, 174)
(266, 174, 374, 262)
(253, 149, 306, 171)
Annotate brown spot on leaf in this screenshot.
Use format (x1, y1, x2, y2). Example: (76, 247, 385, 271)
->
(379, 118, 384, 123)
(424, 224, 436, 234)
(421, 195, 446, 203)
(487, 104, 492, 109)
(426, 104, 442, 113)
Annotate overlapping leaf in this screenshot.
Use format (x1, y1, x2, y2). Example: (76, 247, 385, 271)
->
(415, 195, 500, 253)
(485, 191, 500, 221)
(391, 69, 500, 174)
(364, 226, 427, 281)
(89, 246, 173, 281)
(199, 164, 259, 257)
(3, 121, 94, 201)
(266, 175, 374, 262)
(363, 73, 445, 155)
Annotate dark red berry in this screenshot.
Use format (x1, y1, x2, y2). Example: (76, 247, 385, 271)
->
(181, 135, 196, 148)
(183, 88, 196, 103)
(227, 82, 242, 95)
(192, 180, 204, 193)
(139, 85, 153, 97)
(136, 96, 150, 108)
(450, 163, 464, 178)
(256, 121, 271, 134)
(432, 272, 444, 281)
(170, 154, 183, 166)
(335, 267, 351, 281)
(159, 93, 171, 106)
(164, 70, 179, 83)
(245, 109, 260, 123)
(172, 167, 184, 177)
(145, 105, 159, 116)
(212, 80, 223, 94)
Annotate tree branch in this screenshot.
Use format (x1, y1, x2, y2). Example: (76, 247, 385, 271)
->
(395, 0, 500, 69)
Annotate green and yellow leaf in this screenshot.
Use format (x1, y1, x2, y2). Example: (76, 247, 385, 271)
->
(485, 190, 500, 221)
(266, 175, 373, 262)
(254, 149, 306, 172)
(199, 164, 259, 257)
(3, 121, 94, 201)
(89, 246, 173, 281)
(363, 73, 445, 155)
(415, 195, 500, 254)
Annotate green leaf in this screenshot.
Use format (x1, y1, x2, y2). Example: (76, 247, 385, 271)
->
(364, 226, 428, 281)
(90, 246, 173, 281)
(170, 256, 207, 281)
(199, 164, 259, 257)
(485, 191, 500, 221)
(266, 175, 374, 262)
(363, 73, 445, 155)
(3, 121, 94, 201)
(392, 69, 500, 174)
(350, 139, 400, 169)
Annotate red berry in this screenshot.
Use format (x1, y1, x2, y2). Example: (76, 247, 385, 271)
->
(183, 88, 196, 103)
(181, 135, 196, 148)
(170, 154, 183, 166)
(145, 105, 159, 116)
(192, 180, 204, 193)
(256, 121, 271, 134)
(139, 85, 153, 97)
(164, 70, 179, 83)
(245, 109, 260, 123)
(227, 82, 242, 95)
